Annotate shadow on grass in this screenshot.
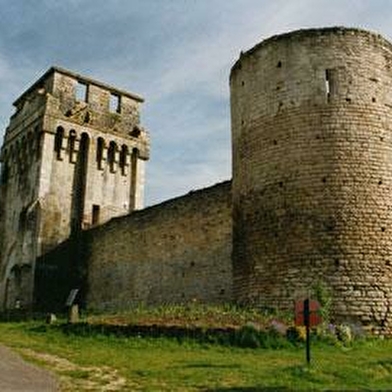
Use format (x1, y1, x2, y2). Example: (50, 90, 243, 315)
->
(184, 362, 239, 369)
(374, 359, 392, 368)
(28, 325, 49, 333)
(204, 388, 290, 391)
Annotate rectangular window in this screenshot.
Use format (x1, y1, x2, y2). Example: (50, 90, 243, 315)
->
(76, 81, 88, 102)
(110, 93, 121, 113)
(92, 204, 100, 225)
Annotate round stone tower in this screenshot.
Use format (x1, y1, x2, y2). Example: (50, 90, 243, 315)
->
(230, 27, 392, 334)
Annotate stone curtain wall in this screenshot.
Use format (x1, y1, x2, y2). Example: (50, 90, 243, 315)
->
(230, 27, 392, 334)
(85, 181, 232, 311)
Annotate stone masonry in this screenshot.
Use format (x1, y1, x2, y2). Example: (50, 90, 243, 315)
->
(0, 67, 149, 309)
(231, 27, 392, 334)
(85, 181, 232, 311)
(2, 27, 392, 335)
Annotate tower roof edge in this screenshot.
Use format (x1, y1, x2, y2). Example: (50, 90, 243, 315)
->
(230, 26, 392, 77)
(13, 66, 145, 107)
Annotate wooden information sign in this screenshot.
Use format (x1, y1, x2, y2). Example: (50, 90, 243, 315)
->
(295, 299, 322, 327)
(294, 299, 322, 365)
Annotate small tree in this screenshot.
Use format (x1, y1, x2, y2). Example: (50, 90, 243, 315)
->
(312, 280, 332, 323)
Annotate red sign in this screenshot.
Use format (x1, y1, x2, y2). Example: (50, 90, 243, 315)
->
(295, 299, 322, 327)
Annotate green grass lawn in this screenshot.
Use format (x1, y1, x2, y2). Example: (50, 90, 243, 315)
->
(0, 320, 391, 391)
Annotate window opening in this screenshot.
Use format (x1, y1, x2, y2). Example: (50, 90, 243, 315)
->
(54, 127, 64, 160)
(325, 69, 336, 102)
(129, 148, 139, 210)
(119, 145, 128, 175)
(107, 141, 117, 172)
(84, 112, 90, 123)
(325, 70, 331, 101)
(96, 137, 105, 170)
(76, 81, 88, 102)
(92, 204, 100, 225)
(130, 126, 141, 138)
(110, 93, 121, 113)
(68, 130, 77, 163)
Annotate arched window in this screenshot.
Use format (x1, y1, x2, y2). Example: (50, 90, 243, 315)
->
(54, 126, 64, 160)
(96, 137, 105, 170)
(107, 141, 117, 173)
(79, 133, 90, 161)
(119, 144, 128, 175)
(68, 130, 77, 163)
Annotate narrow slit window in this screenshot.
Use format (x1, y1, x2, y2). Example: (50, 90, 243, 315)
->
(107, 141, 117, 172)
(68, 130, 77, 163)
(119, 145, 128, 175)
(129, 148, 139, 210)
(54, 127, 64, 160)
(110, 93, 121, 113)
(92, 204, 100, 225)
(76, 81, 88, 102)
(325, 69, 336, 102)
(96, 137, 105, 170)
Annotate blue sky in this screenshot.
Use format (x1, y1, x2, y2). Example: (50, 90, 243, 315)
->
(0, 0, 391, 206)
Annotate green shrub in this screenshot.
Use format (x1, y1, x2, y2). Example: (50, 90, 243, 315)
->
(234, 323, 290, 349)
(336, 324, 353, 344)
(312, 280, 333, 324)
(236, 324, 261, 348)
(286, 326, 307, 344)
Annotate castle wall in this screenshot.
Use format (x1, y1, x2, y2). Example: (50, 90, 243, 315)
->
(85, 181, 232, 311)
(231, 27, 392, 334)
(7, 28, 392, 336)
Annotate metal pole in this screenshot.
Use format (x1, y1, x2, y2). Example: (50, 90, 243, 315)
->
(304, 298, 311, 365)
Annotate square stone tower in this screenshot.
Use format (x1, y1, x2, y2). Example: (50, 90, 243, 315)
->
(0, 67, 150, 310)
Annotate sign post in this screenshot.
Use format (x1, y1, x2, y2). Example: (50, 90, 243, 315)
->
(304, 298, 311, 364)
(295, 299, 322, 365)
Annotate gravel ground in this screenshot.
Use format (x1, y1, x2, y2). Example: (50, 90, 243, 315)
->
(0, 344, 58, 392)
